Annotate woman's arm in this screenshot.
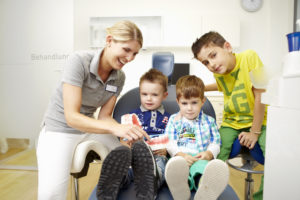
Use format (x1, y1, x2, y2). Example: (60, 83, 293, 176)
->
(97, 95, 117, 120)
(63, 83, 116, 134)
(99, 95, 151, 141)
(63, 83, 149, 141)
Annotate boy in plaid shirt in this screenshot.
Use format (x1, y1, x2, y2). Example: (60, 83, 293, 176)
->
(164, 75, 229, 200)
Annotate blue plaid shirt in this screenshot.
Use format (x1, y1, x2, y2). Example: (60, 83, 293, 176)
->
(165, 110, 221, 158)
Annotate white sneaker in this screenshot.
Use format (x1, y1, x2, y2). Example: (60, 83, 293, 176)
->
(165, 156, 190, 200)
(194, 159, 229, 200)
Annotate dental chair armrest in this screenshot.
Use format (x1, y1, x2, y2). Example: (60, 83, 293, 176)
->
(71, 140, 109, 174)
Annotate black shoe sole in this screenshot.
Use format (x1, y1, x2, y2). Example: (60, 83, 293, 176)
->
(132, 141, 157, 200)
(96, 145, 131, 200)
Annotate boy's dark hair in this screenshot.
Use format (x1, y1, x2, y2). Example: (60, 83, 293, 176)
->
(191, 31, 226, 59)
(176, 75, 205, 100)
(139, 68, 168, 92)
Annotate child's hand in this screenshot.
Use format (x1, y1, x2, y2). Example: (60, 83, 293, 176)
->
(153, 148, 167, 156)
(238, 131, 258, 149)
(194, 151, 213, 160)
(181, 153, 198, 166)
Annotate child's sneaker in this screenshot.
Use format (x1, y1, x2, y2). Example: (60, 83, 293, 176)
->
(96, 145, 131, 200)
(131, 140, 158, 200)
(194, 159, 229, 200)
(165, 156, 190, 200)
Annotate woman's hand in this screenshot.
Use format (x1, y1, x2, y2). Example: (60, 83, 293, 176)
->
(120, 137, 132, 148)
(111, 123, 150, 142)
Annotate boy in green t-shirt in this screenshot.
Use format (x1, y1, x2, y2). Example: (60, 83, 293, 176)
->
(191, 31, 267, 200)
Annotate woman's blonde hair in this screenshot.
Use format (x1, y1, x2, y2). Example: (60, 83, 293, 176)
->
(106, 20, 143, 47)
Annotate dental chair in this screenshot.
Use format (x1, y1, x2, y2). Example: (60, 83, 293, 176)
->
(88, 85, 238, 200)
(71, 140, 109, 200)
(87, 52, 239, 200)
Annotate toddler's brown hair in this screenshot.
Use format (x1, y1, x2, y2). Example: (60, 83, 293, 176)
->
(176, 75, 205, 100)
(139, 69, 168, 92)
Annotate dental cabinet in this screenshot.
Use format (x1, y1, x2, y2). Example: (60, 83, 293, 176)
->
(263, 51, 300, 199)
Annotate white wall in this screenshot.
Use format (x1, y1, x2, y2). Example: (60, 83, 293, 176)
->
(74, 0, 294, 95)
(0, 0, 294, 144)
(0, 0, 73, 144)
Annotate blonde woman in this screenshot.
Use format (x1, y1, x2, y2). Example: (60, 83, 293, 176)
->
(37, 20, 149, 200)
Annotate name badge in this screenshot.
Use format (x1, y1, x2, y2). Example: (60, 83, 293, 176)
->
(105, 84, 117, 93)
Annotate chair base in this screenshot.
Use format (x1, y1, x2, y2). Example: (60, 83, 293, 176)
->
(73, 177, 79, 200)
(227, 156, 263, 200)
(245, 173, 254, 200)
(71, 150, 101, 200)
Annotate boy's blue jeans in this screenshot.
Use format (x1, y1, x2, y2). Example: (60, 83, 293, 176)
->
(119, 155, 168, 189)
